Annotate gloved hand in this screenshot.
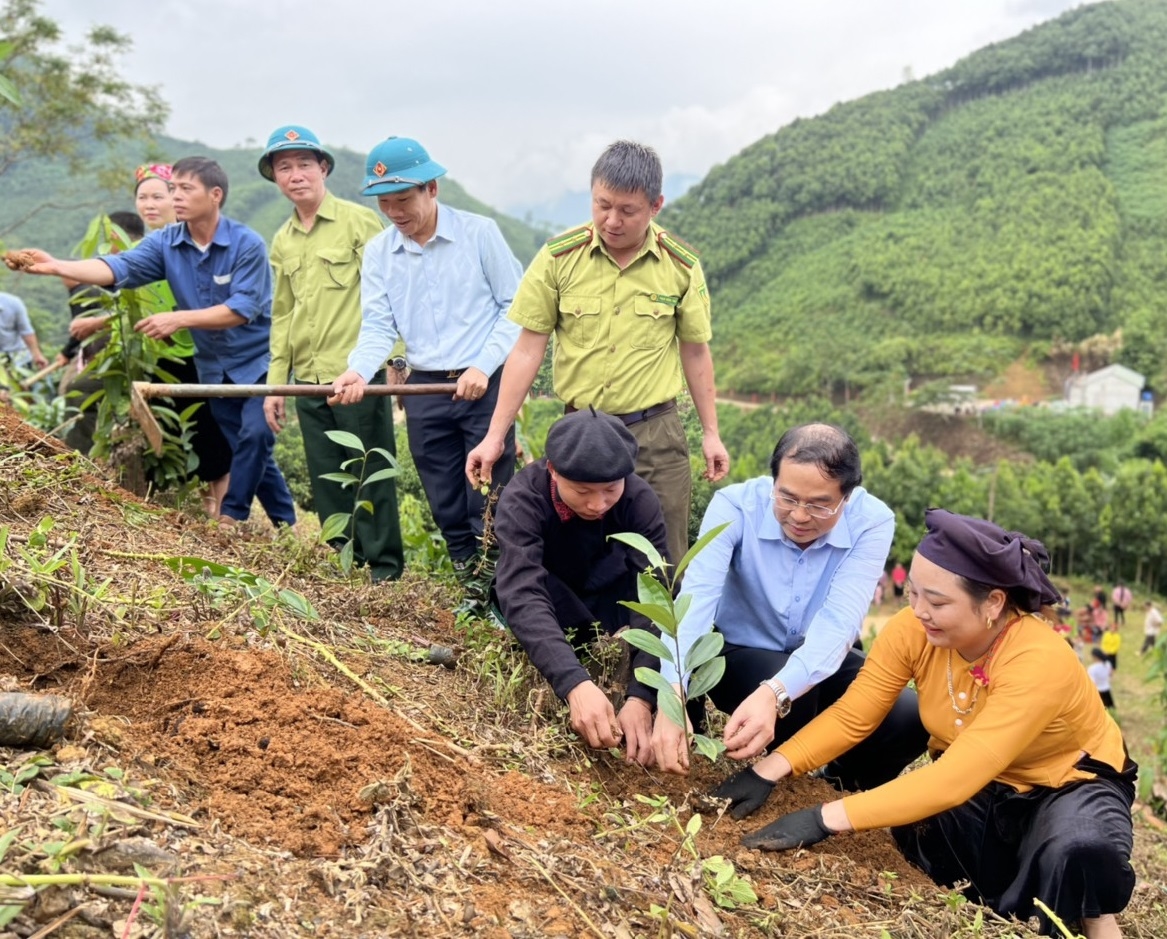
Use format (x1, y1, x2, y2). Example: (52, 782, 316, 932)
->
(741, 805, 833, 851)
(710, 766, 775, 820)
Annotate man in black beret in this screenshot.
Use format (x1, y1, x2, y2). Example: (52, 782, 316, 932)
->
(491, 408, 670, 766)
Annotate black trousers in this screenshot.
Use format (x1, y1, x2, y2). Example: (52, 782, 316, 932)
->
(402, 368, 515, 562)
(892, 755, 1137, 935)
(691, 640, 929, 791)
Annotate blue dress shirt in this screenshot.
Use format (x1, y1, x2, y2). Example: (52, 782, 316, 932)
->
(103, 217, 273, 384)
(348, 203, 522, 379)
(662, 476, 894, 701)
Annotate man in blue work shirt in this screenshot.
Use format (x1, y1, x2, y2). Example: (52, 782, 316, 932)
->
(651, 423, 927, 791)
(14, 157, 295, 527)
(331, 136, 522, 584)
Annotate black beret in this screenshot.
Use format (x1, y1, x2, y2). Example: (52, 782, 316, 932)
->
(916, 508, 1062, 612)
(544, 408, 638, 483)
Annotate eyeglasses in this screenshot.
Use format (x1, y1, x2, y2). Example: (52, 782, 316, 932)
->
(773, 491, 845, 520)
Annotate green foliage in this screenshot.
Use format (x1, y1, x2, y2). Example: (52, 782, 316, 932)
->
(164, 555, 318, 636)
(658, 0, 1167, 396)
(612, 524, 730, 763)
(316, 429, 400, 577)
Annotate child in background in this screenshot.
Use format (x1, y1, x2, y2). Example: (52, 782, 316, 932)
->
(1101, 622, 1122, 670)
(1088, 647, 1115, 710)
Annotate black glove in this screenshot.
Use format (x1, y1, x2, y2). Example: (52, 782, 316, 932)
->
(710, 766, 775, 820)
(741, 805, 833, 851)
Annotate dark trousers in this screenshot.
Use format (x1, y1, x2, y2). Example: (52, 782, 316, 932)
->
(692, 640, 929, 791)
(402, 368, 514, 562)
(210, 384, 296, 526)
(892, 755, 1136, 935)
(1113, 604, 1126, 625)
(297, 378, 403, 581)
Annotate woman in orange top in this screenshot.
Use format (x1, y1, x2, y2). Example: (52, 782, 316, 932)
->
(714, 509, 1134, 939)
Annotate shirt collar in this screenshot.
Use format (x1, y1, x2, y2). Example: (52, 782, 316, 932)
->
(388, 201, 452, 254)
(169, 215, 228, 248)
(549, 475, 575, 522)
(289, 190, 338, 232)
(587, 220, 664, 266)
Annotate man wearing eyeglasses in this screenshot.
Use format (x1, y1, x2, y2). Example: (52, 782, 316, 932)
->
(330, 137, 522, 593)
(650, 423, 928, 792)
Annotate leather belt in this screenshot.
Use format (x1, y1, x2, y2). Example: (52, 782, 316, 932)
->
(408, 368, 466, 381)
(565, 398, 676, 427)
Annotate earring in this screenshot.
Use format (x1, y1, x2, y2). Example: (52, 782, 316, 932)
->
(986, 615, 995, 631)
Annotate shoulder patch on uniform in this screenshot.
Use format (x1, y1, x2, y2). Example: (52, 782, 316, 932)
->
(658, 230, 699, 268)
(547, 225, 593, 257)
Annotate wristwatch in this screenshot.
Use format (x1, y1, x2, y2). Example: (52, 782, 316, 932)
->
(761, 676, 793, 718)
(390, 356, 408, 372)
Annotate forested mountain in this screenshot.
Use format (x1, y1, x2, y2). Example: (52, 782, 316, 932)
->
(0, 135, 547, 343)
(663, 0, 1167, 398)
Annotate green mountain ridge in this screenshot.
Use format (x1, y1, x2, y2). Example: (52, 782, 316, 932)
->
(662, 0, 1167, 398)
(0, 134, 548, 344)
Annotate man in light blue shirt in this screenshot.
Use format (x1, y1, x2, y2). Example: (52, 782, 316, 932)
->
(0, 292, 48, 370)
(331, 137, 522, 579)
(652, 423, 926, 792)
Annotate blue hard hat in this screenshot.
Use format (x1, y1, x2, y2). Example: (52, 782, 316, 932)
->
(258, 125, 335, 181)
(362, 136, 446, 196)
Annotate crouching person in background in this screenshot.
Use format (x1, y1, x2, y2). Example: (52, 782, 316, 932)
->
(491, 408, 670, 767)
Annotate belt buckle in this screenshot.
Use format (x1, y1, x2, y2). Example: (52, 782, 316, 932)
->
(445, 369, 461, 380)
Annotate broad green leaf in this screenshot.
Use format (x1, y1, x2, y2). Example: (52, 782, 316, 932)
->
(339, 540, 355, 573)
(656, 686, 686, 729)
(686, 657, 726, 700)
(0, 829, 18, 864)
(620, 628, 671, 661)
(673, 592, 692, 626)
(278, 589, 318, 620)
(608, 531, 665, 572)
(0, 905, 23, 928)
(618, 600, 676, 636)
(685, 813, 703, 837)
(368, 447, 397, 463)
(636, 571, 673, 609)
(319, 513, 350, 542)
(319, 472, 358, 488)
(675, 522, 730, 582)
(684, 631, 725, 673)
(693, 734, 726, 763)
(324, 429, 365, 451)
(364, 467, 398, 485)
(633, 667, 673, 695)
(356, 500, 374, 514)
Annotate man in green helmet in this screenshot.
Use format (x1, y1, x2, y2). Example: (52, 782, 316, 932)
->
(260, 125, 404, 581)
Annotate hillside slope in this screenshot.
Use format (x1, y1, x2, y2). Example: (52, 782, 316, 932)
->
(8, 406, 1167, 937)
(664, 0, 1167, 397)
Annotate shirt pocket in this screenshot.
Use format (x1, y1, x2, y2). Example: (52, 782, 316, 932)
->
(320, 246, 361, 290)
(631, 295, 677, 350)
(282, 255, 304, 302)
(558, 295, 602, 349)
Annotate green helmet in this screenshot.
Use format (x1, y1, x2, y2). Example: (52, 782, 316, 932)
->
(258, 125, 335, 182)
(362, 136, 446, 196)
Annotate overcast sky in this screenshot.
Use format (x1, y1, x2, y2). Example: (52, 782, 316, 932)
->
(41, 0, 1084, 212)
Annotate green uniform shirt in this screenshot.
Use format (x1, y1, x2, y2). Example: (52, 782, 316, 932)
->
(269, 191, 384, 385)
(508, 221, 712, 415)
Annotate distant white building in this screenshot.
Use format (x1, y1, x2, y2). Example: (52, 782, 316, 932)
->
(1064, 364, 1146, 415)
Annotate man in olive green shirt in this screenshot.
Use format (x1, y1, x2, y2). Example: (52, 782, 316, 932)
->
(260, 124, 404, 581)
(467, 140, 729, 565)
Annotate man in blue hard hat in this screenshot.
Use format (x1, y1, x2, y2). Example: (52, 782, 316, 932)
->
(330, 137, 522, 590)
(259, 125, 403, 581)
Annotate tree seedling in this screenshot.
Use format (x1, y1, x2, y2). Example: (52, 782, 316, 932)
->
(608, 523, 730, 762)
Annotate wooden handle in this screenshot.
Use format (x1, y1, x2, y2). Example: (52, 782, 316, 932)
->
(131, 382, 454, 399)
